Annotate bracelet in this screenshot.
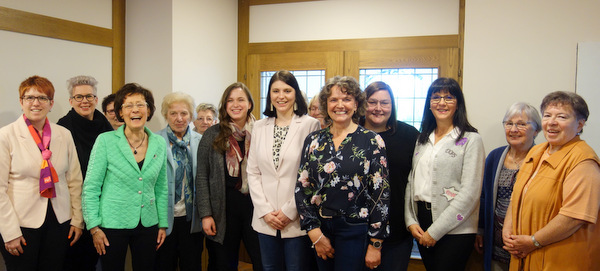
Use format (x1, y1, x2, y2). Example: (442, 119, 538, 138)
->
(311, 234, 324, 248)
(91, 229, 100, 235)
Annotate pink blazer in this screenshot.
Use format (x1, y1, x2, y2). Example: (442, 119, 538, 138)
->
(247, 114, 320, 238)
(0, 118, 84, 242)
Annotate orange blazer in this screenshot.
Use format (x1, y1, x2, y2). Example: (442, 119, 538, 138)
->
(0, 117, 84, 242)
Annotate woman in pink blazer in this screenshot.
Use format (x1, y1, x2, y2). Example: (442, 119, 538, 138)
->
(247, 70, 320, 271)
(0, 76, 84, 271)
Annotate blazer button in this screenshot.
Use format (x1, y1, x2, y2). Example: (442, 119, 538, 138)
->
(138, 191, 142, 194)
(141, 205, 145, 208)
(138, 177, 143, 181)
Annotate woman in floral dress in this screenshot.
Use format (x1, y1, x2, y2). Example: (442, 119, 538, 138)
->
(295, 76, 390, 271)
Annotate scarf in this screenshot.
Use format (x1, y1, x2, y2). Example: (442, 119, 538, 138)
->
(24, 115, 59, 198)
(57, 108, 113, 179)
(166, 125, 194, 220)
(226, 116, 254, 194)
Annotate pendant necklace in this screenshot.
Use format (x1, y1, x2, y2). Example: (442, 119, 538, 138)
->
(126, 132, 146, 155)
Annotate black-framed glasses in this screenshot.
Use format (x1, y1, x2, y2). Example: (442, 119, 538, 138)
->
(71, 94, 96, 102)
(503, 121, 532, 130)
(431, 95, 456, 104)
(21, 95, 51, 103)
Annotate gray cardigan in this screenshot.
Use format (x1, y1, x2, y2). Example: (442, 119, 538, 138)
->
(404, 130, 485, 241)
(195, 125, 227, 244)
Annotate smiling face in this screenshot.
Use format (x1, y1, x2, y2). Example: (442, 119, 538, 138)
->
(193, 110, 216, 134)
(119, 93, 148, 131)
(270, 80, 296, 117)
(226, 87, 251, 127)
(430, 90, 457, 124)
(69, 85, 97, 120)
(167, 102, 191, 138)
(542, 103, 585, 152)
(20, 87, 54, 127)
(326, 85, 357, 127)
(104, 101, 123, 130)
(365, 90, 392, 129)
(504, 112, 537, 151)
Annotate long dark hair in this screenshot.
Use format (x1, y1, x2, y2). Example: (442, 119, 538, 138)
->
(262, 70, 308, 117)
(213, 82, 254, 153)
(359, 81, 397, 134)
(417, 77, 477, 144)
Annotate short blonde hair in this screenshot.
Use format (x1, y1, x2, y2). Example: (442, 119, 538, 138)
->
(161, 92, 195, 119)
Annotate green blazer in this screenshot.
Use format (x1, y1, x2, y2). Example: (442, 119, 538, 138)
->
(82, 126, 168, 230)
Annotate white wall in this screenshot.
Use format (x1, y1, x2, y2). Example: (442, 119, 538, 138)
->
(250, 0, 458, 42)
(0, 0, 112, 128)
(463, 0, 600, 151)
(126, 0, 238, 131)
(125, 0, 174, 131)
(173, 0, 238, 118)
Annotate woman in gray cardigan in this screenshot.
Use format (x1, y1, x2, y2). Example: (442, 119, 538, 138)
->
(195, 82, 262, 271)
(404, 78, 485, 271)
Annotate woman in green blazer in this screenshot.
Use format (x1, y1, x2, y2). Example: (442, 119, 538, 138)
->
(82, 83, 168, 271)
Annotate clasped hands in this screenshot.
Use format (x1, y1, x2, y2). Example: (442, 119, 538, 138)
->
(408, 224, 436, 248)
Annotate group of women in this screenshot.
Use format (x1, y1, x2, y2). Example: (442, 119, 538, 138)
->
(0, 73, 598, 271)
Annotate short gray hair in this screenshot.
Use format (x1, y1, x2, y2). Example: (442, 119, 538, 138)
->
(503, 102, 542, 136)
(67, 75, 98, 96)
(195, 103, 218, 119)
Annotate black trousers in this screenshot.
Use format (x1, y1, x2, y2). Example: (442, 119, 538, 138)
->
(416, 202, 475, 271)
(155, 216, 204, 271)
(100, 222, 158, 271)
(0, 201, 71, 271)
(63, 228, 99, 271)
(205, 188, 262, 271)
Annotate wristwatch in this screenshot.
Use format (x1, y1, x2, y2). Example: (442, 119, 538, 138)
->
(369, 239, 383, 249)
(531, 235, 541, 248)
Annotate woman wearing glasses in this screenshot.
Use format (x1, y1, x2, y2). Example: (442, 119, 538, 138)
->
(0, 76, 84, 271)
(82, 83, 168, 271)
(405, 77, 485, 271)
(475, 102, 541, 271)
(57, 75, 114, 270)
(360, 81, 419, 271)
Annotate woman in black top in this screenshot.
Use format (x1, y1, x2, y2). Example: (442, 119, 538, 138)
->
(360, 81, 419, 271)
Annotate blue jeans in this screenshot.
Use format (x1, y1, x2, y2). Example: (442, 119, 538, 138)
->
(316, 216, 368, 271)
(376, 236, 413, 271)
(257, 231, 312, 271)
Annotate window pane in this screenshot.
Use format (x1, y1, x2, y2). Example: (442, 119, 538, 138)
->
(359, 68, 438, 130)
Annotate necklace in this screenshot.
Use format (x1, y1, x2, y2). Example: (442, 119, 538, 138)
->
(510, 149, 525, 168)
(126, 132, 146, 155)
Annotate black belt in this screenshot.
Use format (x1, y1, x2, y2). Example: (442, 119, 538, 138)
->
(417, 201, 431, 211)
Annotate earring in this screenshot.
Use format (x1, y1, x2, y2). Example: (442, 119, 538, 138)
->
(294, 103, 298, 111)
(271, 103, 274, 111)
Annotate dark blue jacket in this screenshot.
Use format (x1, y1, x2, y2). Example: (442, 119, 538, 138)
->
(478, 145, 508, 271)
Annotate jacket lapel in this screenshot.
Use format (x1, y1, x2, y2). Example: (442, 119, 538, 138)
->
(265, 118, 276, 171)
(116, 126, 142, 173)
(15, 118, 43, 160)
(277, 115, 301, 171)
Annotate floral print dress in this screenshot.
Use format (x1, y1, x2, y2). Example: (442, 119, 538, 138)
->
(295, 125, 391, 239)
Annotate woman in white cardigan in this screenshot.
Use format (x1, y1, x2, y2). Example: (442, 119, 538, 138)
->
(247, 70, 320, 271)
(404, 78, 485, 271)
